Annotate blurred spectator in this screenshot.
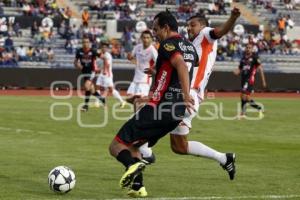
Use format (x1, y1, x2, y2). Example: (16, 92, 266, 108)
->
(46, 47, 54, 62)
(82, 9, 90, 27)
(33, 47, 41, 61)
(57, 20, 67, 38)
(61, 6, 72, 26)
(13, 22, 21, 37)
(146, 0, 154, 8)
(31, 21, 39, 38)
(4, 35, 13, 50)
(121, 26, 134, 53)
(47, 0, 58, 14)
(284, 0, 294, 10)
(65, 37, 78, 54)
(27, 46, 34, 61)
(277, 16, 286, 38)
(111, 40, 122, 58)
(22, 3, 31, 15)
(89, 0, 101, 10)
(208, 0, 227, 15)
(65, 6, 72, 18)
(292, 40, 300, 54)
(178, 1, 194, 21)
(128, 2, 137, 12)
(0, 48, 18, 67)
(0, 20, 8, 36)
(286, 15, 295, 30)
(16, 45, 27, 61)
(0, 5, 4, 17)
(39, 47, 48, 61)
(39, 23, 53, 44)
(0, 34, 5, 48)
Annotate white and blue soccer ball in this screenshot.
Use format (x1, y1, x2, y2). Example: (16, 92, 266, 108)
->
(48, 166, 76, 193)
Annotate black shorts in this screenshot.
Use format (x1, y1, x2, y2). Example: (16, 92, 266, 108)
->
(241, 81, 253, 95)
(115, 105, 182, 148)
(82, 74, 92, 82)
(81, 67, 94, 81)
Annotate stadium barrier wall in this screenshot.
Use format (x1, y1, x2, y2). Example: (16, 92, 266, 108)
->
(0, 68, 299, 91)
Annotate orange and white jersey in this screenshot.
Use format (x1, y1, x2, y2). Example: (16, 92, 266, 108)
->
(100, 51, 113, 77)
(191, 27, 218, 100)
(132, 43, 157, 84)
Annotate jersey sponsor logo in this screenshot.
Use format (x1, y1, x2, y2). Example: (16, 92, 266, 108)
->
(183, 53, 194, 60)
(163, 43, 176, 51)
(178, 42, 195, 52)
(168, 87, 182, 93)
(152, 70, 167, 99)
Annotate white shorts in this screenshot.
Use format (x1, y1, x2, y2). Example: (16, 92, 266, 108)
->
(127, 82, 150, 97)
(96, 74, 114, 88)
(171, 89, 201, 135)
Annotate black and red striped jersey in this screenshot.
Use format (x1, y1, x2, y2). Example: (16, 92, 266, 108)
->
(239, 53, 261, 85)
(149, 34, 198, 116)
(75, 48, 98, 74)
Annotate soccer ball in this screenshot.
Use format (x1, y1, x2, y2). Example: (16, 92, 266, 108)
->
(48, 166, 76, 193)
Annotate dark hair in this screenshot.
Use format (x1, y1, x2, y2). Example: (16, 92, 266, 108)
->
(141, 30, 153, 38)
(188, 14, 209, 27)
(82, 36, 90, 41)
(101, 41, 110, 46)
(154, 10, 178, 32)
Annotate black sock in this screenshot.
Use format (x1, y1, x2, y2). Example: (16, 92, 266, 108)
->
(93, 91, 106, 104)
(132, 173, 143, 190)
(116, 150, 135, 168)
(249, 99, 262, 110)
(241, 99, 247, 114)
(132, 157, 143, 190)
(85, 91, 91, 105)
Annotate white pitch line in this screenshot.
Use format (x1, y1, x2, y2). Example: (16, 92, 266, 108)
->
(37, 131, 52, 135)
(0, 126, 52, 135)
(16, 128, 32, 133)
(0, 126, 12, 131)
(107, 194, 300, 200)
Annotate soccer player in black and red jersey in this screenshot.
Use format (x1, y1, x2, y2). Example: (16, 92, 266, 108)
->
(74, 37, 105, 112)
(234, 43, 267, 118)
(108, 11, 198, 197)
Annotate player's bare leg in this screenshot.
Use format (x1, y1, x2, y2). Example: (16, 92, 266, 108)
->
(126, 95, 137, 104)
(126, 95, 142, 112)
(133, 96, 149, 112)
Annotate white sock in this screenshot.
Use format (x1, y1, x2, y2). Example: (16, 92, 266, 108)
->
(187, 141, 226, 165)
(139, 143, 152, 158)
(112, 89, 124, 103)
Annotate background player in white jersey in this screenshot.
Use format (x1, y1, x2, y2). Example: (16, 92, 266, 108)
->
(169, 8, 241, 180)
(96, 41, 126, 107)
(127, 30, 158, 112)
(127, 30, 158, 163)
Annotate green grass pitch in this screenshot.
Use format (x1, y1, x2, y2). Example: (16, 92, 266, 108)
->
(0, 95, 299, 200)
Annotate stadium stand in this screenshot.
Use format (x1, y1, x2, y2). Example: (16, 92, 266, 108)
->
(0, 0, 300, 74)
